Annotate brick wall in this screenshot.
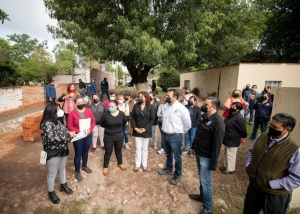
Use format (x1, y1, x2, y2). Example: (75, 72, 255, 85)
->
(91, 69, 116, 91)
(22, 86, 44, 105)
(0, 87, 22, 111)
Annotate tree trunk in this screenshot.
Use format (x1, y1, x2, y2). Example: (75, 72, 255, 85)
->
(126, 63, 153, 92)
(136, 82, 151, 92)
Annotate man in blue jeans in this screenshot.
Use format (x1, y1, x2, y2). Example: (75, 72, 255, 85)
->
(158, 89, 191, 185)
(189, 97, 225, 214)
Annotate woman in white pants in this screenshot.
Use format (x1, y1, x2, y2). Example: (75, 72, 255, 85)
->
(89, 93, 106, 152)
(131, 91, 155, 172)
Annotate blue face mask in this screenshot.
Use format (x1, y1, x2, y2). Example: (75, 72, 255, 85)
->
(108, 107, 115, 113)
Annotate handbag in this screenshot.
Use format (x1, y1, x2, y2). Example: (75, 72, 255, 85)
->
(40, 151, 47, 165)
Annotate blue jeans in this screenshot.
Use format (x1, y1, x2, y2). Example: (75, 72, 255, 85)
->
(184, 127, 197, 149)
(250, 117, 268, 139)
(73, 134, 92, 173)
(163, 134, 182, 178)
(100, 90, 110, 101)
(152, 125, 157, 146)
(244, 108, 255, 123)
(123, 125, 128, 144)
(79, 88, 86, 96)
(158, 121, 165, 149)
(196, 155, 213, 212)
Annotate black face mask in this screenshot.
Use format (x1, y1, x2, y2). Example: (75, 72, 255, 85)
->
(233, 93, 240, 98)
(261, 96, 268, 101)
(269, 126, 283, 137)
(185, 92, 189, 94)
(93, 99, 99, 104)
(77, 104, 84, 110)
(125, 98, 129, 101)
(229, 107, 238, 113)
(200, 105, 208, 113)
(150, 97, 154, 100)
(246, 86, 249, 89)
(188, 101, 193, 106)
(138, 98, 144, 104)
(166, 97, 172, 104)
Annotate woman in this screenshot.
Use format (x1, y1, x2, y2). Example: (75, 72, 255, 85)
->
(131, 91, 155, 172)
(250, 93, 273, 140)
(157, 96, 166, 154)
(223, 89, 249, 118)
(180, 87, 193, 105)
(117, 94, 130, 149)
(58, 83, 80, 125)
(182, 96, 201, 157)
(220, 102, 247, 174)
(68, 96, 95, 182)
(99, 100, 127, 176)
(89, 93, 106, 152)
(40, 103, 76, 204)
(149, 91, 160, 150)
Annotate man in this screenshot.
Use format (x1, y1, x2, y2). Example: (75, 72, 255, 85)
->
(152, 80, 156, 92)
(45, 80, 56, 103)
(243, 85, 260, 125)
(158, 89, 191, 185)
(243, 113, 300, 214)
(87, 78, 98, 98)
(188, 97, 225, 214)
(78, 79, 86, 96)
(149, 91, 160, 149)
(100, 77, 110, 101)
(242, 84, 251, 98)
(260, 85, 271, 96)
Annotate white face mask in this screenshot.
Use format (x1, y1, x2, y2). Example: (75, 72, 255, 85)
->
(57, 109, 64, 118)
(110, 97, 115, 100)
(118, 100, 124, 104)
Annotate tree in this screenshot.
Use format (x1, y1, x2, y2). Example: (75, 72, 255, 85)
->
(7, 34, 48, 64)
(0, 60, 18, 87)
(157, 67, 180, 92)
(0, 8, 10, 24)
(104, 62, 115, 72)
(116, 65, 124, 81)
(44, 0, 266, 91)
(0, 38, 13, 61)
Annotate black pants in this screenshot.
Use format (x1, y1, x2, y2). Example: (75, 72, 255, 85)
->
(103, 134, 124, 168)
(243, 183, 292, 214)
(100, 90, 110, 101)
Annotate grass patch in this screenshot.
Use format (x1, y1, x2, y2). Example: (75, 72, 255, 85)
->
(33, 199, 88, 214)
(106, 206, 124, 214)
(182, 162, 197, 172)
(149, 207, 164, 214)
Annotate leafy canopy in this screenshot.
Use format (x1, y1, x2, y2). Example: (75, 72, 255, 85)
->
(157, 67, 180, 92)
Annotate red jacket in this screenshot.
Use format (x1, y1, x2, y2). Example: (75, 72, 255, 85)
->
(68, 108, 95, 133)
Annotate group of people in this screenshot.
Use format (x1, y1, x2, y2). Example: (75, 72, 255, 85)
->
(42, 82, 300, 214)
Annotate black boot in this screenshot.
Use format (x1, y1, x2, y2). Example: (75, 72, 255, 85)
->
(59, 183, 73, 195)
(48, 191, 60, 204)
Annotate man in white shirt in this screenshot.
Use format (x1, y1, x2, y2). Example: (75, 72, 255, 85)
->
(158, 89, 191, 185)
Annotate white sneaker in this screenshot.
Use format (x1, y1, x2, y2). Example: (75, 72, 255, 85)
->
(125, 144, 130, 150)
(158, 148, 165, 154)
(154, 145, 157, 150)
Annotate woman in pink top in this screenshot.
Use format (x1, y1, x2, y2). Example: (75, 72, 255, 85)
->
(68, 96, 95, 182)
(58, 83, 80, 125)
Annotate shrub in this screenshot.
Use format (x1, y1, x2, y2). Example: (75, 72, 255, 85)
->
(157, 69, 180, 92)
(192, 87, 200, 96)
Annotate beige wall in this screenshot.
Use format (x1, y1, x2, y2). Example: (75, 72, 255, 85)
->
(180, 65, 239, 106)
(271, 87, 300, 207)
(237, 63, 300, 92)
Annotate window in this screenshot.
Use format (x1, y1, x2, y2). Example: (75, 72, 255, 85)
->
(184, 80, 190, 89)
(265, 81, 282, 88)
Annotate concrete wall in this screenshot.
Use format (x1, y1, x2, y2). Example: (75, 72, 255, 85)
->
(0, 87, 22, 111)
(271, 87, 300, 207)
(180, 64, 239, 106)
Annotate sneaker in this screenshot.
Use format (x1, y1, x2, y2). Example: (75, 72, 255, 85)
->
(75, 173, 83, 182)
(170, 176, 180, 185)
(154, 145, 157, 150)
(158, 168, 173, 175)
(82, 166, 92, 174)
(157, 148, 165, 154)
(125, 143, 130, 150)
(182, 148, 188, 154)
(189, 194, 203, 202)
(91, 147, 96, 152)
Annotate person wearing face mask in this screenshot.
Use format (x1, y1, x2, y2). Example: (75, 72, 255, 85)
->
(99, 100, 127, 176)
(124, 92, 134, 135)
(149, 91, 160, 150)
(180, 87, 193, 106)
(117, 95, 130, 149)
(188, 97, 225, 214)
(243, 85, 260, 125)
(131, 91, 156, 173)
(104, 92, 118, 109)
(249, 93, 273, 140)
(100, 77, 110, 101)
(182, 96, 201, 157)
(158, 89, 191, 185)
(40, 103, 76, 204)
(244, 113, 300, 214)
(157, 96, 167, 154)
(242, 84, 251, 98)
(219, 102, 247, 174)
(68, 96, 95, 182)
(223, 89, 249, 118)
(88, 93, 106, 152)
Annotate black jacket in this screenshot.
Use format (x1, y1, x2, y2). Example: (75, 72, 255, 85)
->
(100, 80, 109, 91)
(192, 112, 225, 170)
(151, 99, 160, 125)
(131, 103, 155, 138)
(89, 102, 106, 125)
(223, 112, 247, 147)
(185, 105, 201, 127)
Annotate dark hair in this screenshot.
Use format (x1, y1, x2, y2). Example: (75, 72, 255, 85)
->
(138, 91, 151, 105)
(168, 89, 179, 100)
(272, 113, 296, 131)
(74, 95, 84, 103)
(232, 102, 243, 110)
(49, 80, 54, 83)
(252, 85, 257, 88)
(109, 100, 118, 106)
(149, 91, 156, 97)
(124, 92, 130, 97)
(66, 83, 77, 93)
(41, 103, 59, 127)
(207, 96, 220, 109)
(92, 93, 100, 98)
(110, 92, 116, 96)
(155, 90, 158, 95)
(189, 95, 197, 102)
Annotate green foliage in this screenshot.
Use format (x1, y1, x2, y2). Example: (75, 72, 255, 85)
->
(33, 199, 88, 214)
(157, 68, 180, 92)
(192, 87, 200, 97)
(0, 60, 18, 87)
(104, 62, 115, 72)
(0, 8, 10, 24)
(0, 38, 13, 61)
(53, 41, 78, 74)
(117, 65, 124, 80)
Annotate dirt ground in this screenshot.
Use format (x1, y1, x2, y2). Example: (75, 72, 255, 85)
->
(0, 92, 299, 214)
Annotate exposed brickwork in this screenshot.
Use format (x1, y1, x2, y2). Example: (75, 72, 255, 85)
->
(22, 86, 44, 105)
(22, 112, 43, 142)
(91, 69, 116, 91)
